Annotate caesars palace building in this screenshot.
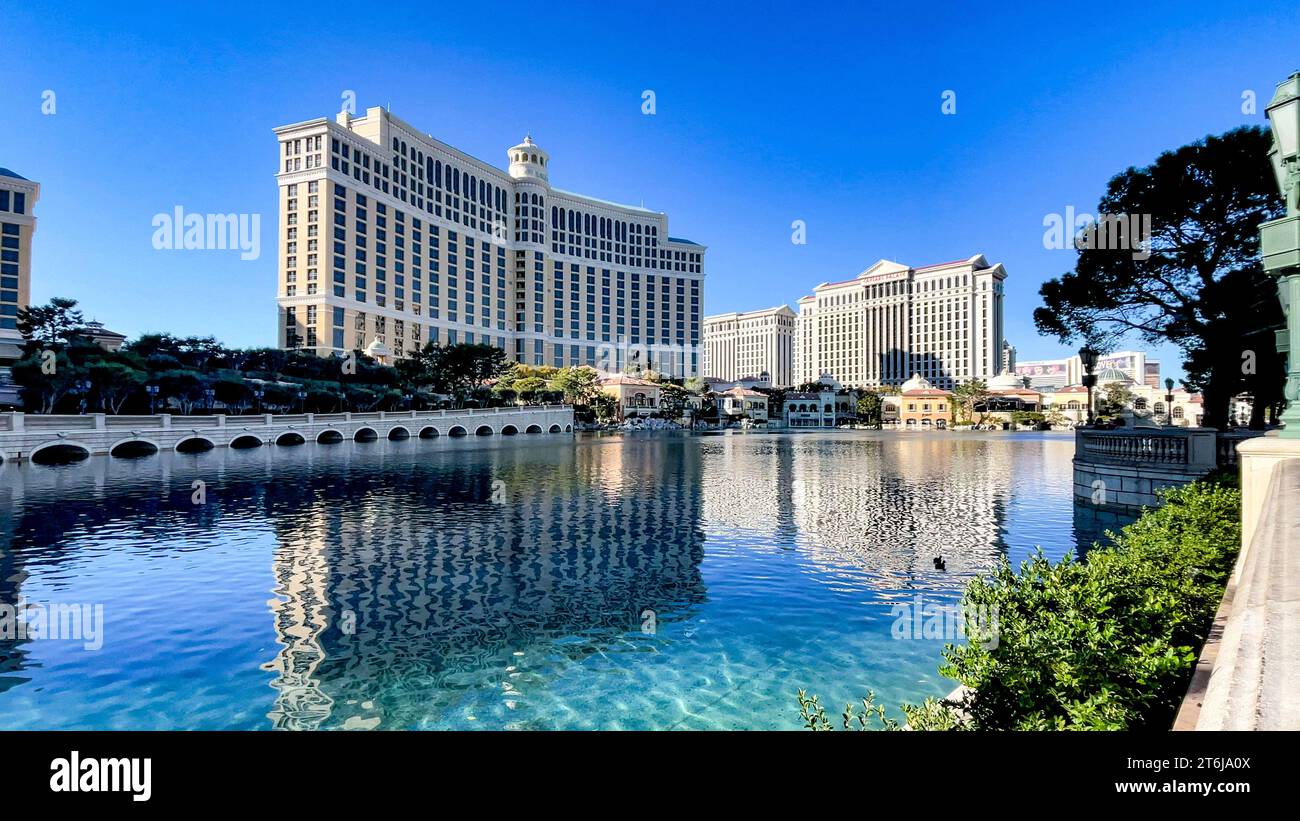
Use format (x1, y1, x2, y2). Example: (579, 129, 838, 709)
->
(274, 107, 704, 376)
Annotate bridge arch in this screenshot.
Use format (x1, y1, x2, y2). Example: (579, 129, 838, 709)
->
(418, 426, 440, 439)
(500, 424, 518, 436)
(174, 436, 216, 454)
(548, 424, 562, 433)
(387, 426, 411, 440)
(474, 425, 494, 436)
(109, 438, 161, 458)
(448, 425, 468, 437)
(353, 427, 379, 442)
(229, 434, 263, 449)
(525, 424, 543, 434)
(275, 431, 306, 446)
(29, 441, 92, 465)
(316, 429, 344, 444)
(564, 424, 573, 432)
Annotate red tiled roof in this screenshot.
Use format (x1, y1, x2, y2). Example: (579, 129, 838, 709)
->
(600, 375, 659, 388)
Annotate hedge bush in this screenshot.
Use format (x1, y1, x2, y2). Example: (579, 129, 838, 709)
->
(801, 479, 1241, 731)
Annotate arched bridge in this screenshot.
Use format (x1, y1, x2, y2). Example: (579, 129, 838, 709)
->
(0, 405, 574, 464)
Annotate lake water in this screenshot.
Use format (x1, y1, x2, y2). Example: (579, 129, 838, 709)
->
(0, 430, 1121, 730)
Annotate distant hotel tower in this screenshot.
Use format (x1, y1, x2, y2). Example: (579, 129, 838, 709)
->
(793, 255, 1007, 390)
(701, 305, 796, 387)
(0, 168, 38, 366)
(273, 107, 704, 375)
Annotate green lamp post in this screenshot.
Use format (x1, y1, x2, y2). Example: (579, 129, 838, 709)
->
(1261, 71, 1300, 438)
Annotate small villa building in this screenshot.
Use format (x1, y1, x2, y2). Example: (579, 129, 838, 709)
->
(598, 374, 661, 420)
(719, 387, 768, 422)
(896, 373, 952, 429)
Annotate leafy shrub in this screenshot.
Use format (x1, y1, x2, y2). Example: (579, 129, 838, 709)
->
(801, 479, 1240, 730)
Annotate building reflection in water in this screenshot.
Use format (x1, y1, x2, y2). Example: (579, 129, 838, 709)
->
(260, 438, 707, 730)
(0, 431, 1121, 729)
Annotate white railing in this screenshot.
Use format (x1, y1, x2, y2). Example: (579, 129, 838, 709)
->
(0, 405, 572, 435)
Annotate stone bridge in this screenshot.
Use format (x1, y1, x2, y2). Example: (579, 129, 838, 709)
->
(0, 405, 574, 464)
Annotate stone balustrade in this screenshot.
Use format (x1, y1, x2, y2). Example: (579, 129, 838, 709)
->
(0, 405, 575, 464)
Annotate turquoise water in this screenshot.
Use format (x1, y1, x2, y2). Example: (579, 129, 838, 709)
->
(0, 430, 1113, 730)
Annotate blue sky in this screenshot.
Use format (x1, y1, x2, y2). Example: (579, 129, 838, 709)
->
(2, 1, 1297, 378)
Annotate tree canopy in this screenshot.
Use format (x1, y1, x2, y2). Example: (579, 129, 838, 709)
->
(1034, 126, 1286, 429)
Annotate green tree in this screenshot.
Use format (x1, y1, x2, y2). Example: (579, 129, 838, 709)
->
(88, 361, 146, 413)
(514, 376, 546, 404)
(658, 382, 688, 420)
(11, 349, 87, 413)
(1097, 382, 1136, 417)
(550, 366, 601, 406)
(952, 378, 989, 424)
(1034, 127, 1285, 429)
(17, 297, 84, 345)
(855, 389, 883, 425)
(682, 376, 708, 395)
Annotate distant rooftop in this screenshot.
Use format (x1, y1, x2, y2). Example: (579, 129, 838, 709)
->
(668, 236, 701, 246)
(0, 168, 29, 181)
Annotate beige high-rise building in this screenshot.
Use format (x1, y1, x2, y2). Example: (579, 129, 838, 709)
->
(273, 107, 705, 376)
(793, 255, 1006, 390)
(0, 168, 38, 366)
(701, 305, 796, 387)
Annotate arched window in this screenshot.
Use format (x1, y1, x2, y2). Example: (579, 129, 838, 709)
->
(1173, 406, 1184, 419)
(1154, 402, 1165, 414)
(1133, 397, 1147, 410)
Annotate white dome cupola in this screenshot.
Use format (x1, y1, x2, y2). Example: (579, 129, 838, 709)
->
(507, 134, 549, 184)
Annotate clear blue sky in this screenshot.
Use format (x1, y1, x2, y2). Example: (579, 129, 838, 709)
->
(2, 1, 1297, 378)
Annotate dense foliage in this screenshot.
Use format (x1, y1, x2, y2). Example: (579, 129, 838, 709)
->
(7, 298, 585, 414)
(1034, 126, 1285, 429)
(800, 479, 1241, 731)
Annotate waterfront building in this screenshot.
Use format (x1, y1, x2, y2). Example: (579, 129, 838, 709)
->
(1015, 349, 1159, 391)
(784, 388, 853, 428)
(792, 255, 1006, 391)
(274, 107, 704, 376)
(1039, 374, 1204, 427)
(717, 386, 769, 422)
(701, 305, 796, 388)
(597, 374, 661, 420)
(0, 168, 38, 367)
(884, 373, 954, 429)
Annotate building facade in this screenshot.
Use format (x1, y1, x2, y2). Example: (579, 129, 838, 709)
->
(1015, 349, 1159, 391)
(717, 386, 769, 422)
(0, 168, 38, 366)
(792, 255, 1006, 391)
(701, 305, 796, 387)
(597, 374, 661, 420)
(274, 107, 704, 376)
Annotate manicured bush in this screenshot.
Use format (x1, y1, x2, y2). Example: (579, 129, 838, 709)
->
(802, 478, 1241, 731)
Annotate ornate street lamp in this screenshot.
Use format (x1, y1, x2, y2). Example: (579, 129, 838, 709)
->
(1079, 345, 1099, 426)
(1261, 71, 1300, 438)
(203, 388, 216, 412)
(146, 384, 160, 415)
(297, 390, 308, 413)
(1164, 378, 1175, 427)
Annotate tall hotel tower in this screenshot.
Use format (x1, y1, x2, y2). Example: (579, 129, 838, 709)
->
(0, 168, 39, 367)
(793, 255, 1006, 390)
(274, 107, 704, 376)
(701, 305, 797, 387)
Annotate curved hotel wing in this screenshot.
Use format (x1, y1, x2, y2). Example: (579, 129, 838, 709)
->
(274, 107, 704, 376)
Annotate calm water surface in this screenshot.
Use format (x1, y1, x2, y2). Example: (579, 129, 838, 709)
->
(0, 430, 1119, 730)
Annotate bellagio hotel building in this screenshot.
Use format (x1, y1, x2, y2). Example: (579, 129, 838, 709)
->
(274, 107, 704, 376)
(793, 255, 1007, 390)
